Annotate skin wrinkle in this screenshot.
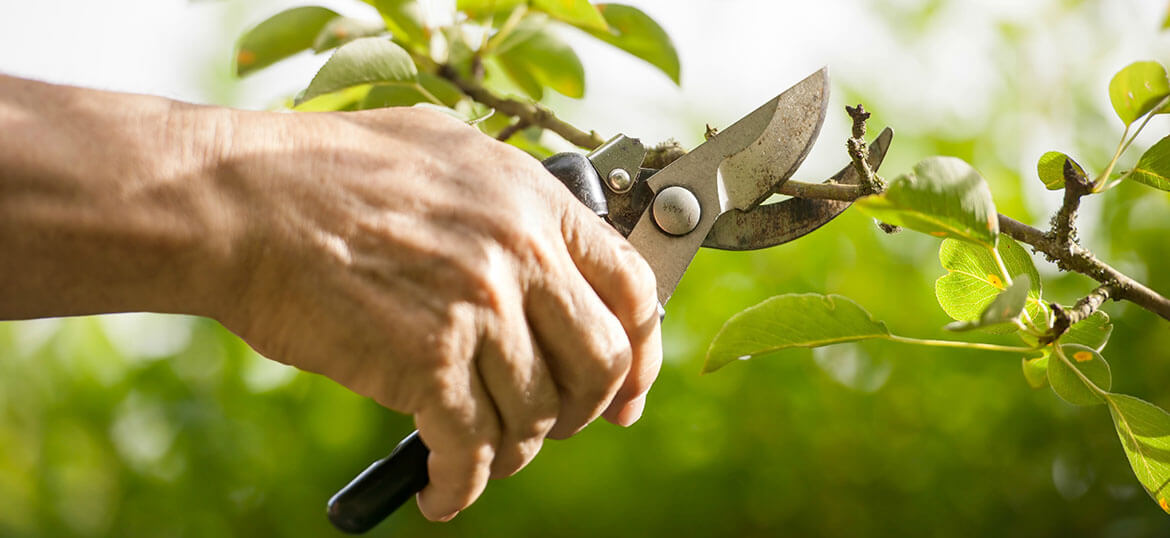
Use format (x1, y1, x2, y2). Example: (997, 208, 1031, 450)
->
(2, 78, 662, 521)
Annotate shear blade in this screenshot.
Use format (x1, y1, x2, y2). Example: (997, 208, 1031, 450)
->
(625, 68, 832, 302)
(701, 126, 894, 251)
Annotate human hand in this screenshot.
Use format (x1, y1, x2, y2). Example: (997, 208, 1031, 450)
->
(213, 107, 663, 521)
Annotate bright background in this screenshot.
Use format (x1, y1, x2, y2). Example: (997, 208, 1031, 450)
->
(2, 0, 1170, 536)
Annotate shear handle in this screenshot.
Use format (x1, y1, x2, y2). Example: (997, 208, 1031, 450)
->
(325, 153, 611, 533)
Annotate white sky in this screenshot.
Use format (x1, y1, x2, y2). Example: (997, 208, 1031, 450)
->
(0, 0, 1168, 183)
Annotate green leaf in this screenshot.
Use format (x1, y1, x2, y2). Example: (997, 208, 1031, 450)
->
(439, 25, 477, 67)
(372, 0, 429, 48)
(1105, 393, 1170, 513)
(1130, 135, 1170, 191)
(1048, 344, 1111, 406)
(532, 0, 608, 32)
(359, 72, 463, 109)
(505, 126, 557, 159)
(299, 38, 418, 105)
(586, 4, 679, 84)
(312, 17, 386, 53)
(704, 294, 891, 373)
(293, 85, 373, 112)
(495, 18, 586, 99)
(855, 157, 999, 248)
(1108, 61, 1170, 126)
(457, 0, 526, 18)
(359, 85, 432, 109)
(1022, 356, 1049, 389)
(490, 54, 545, 101)
(945, 275, 1030, 332)
(457, 0, 606, 31)
(935, 235, 1043, 334)
(1036, 151, 1087, 190)
(1063, 311, 1112, 352)
(236, 6, 340, 77)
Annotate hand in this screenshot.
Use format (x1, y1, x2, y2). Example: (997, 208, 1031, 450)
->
(214, 107, 663, 521)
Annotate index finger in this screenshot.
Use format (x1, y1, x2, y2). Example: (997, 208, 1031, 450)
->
(560, 207, 663, 426)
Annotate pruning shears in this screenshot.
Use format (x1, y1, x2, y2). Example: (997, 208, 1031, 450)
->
(326, 67, 894, 533)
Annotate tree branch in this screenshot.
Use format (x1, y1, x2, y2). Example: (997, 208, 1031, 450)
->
(845, 105, 885, 195)
(495, 118, 530, 142)
(996, 215, 1170, 320)
(777, 180, 863, 201)
(765, 165, 1170, 322)
(1047, 284, 1116, 343)
(436, 65, 605, 149)
(1048, 157, 1091, 246)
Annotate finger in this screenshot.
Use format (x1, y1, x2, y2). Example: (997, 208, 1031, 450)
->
(527, 257, 631, 440)
(414, 360, 501, 522)
(561, 207, 663, 426)
(477, 304, 559, 479)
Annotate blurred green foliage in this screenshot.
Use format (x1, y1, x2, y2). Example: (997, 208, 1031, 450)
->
(3, 0, 1170, 536)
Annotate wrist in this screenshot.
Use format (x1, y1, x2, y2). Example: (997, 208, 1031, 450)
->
(174, 105, 266, 321)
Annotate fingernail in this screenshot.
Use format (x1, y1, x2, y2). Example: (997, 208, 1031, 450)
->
(617, 393, 647, 427)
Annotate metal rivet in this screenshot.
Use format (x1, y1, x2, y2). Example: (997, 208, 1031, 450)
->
(606, 168, 633, 193)
(652, 186, 701, 236)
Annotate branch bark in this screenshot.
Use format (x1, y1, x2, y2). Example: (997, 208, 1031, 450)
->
(777, 180, 862, 201)
(436, 65, 605, 149)
(772, 107, 1170, 324)
(419, 73, 1170, 324)
(845, 105, 885, 195)
(766, 171, 1170, 321)
(1048, 157, 1091, 246)
(996, 215, 1170, 320)
(1047, 284, 1116, 343)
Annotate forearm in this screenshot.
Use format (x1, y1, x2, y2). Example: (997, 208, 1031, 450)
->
(0, 75, 245, 319)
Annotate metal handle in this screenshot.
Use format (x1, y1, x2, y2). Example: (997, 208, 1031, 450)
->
(325, 154, 607, 533)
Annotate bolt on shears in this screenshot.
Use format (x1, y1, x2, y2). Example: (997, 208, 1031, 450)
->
(326, 67, 894, 534)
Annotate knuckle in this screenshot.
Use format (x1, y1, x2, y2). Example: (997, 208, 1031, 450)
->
(466, 441, 496, 469)
(516, 410, 558, 440)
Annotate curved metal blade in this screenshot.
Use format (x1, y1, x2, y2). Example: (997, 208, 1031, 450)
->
(625, 68, 830, 302)
(702, 126, 894, 251)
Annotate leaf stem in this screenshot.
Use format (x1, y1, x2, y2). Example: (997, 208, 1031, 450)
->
(1119, 94, 1170, 156)
(886, 334, 1038, 353)
(989, 245, 1014, 287)
(1094, 124, 1130, 192)
(1053, 344, 1109, 397)
(483, 5, 528, 54)
(413, 83, 444, 106)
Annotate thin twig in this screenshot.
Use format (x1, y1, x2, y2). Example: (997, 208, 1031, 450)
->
(1046, 284, 1117, 343)
(846, 104, 885, 195)
(1048, 157, 1091, 246)
(495, 118, 530, 142)
(776, 180, 863, 201)
(436, 65, 605, 149)
(997, 216, 1169, 320)
(757, 179, 1170, 322)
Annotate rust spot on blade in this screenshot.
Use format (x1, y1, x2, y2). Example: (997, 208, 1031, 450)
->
(1073, 351, 1093, 362)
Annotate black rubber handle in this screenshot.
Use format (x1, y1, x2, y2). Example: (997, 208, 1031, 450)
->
(327, 431, 429, 534)
(325, 155, 608, 533)
(541, 152, 609, 217)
